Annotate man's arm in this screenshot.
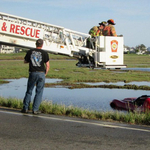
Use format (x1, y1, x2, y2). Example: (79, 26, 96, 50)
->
(45, 61, 50, 76)
(111, 26, 117, 37)
(24, 60, 29, 63)
(24, 52, 29, 63)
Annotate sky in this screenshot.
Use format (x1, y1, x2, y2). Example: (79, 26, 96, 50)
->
(0, 0, 150, 48)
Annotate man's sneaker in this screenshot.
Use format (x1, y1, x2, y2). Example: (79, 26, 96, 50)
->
(21, 109, 28, 113)
(32, 110, 41, 115)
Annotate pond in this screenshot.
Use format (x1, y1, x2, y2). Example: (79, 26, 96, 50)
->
(122, 68, 150, 72)
(0, 78, 150, 111)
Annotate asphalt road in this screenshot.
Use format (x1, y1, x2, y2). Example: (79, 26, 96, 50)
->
(0, 108, 150, 150)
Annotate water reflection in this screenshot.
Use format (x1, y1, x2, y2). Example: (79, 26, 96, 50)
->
(0, 78, 150, 111)
(122, 68, 150, 72)
(85, 81, 150, 86)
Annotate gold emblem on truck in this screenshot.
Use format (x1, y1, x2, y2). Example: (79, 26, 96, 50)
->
(110, 55, 118, 59)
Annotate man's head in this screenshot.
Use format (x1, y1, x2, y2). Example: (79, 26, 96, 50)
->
(98, 21, 107, 29)
(99, 21, 107, 27)
(107, 19, 116, 25)
(36, 39, 43, 48)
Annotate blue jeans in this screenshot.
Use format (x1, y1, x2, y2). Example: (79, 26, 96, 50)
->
(23, 72, 45, 112)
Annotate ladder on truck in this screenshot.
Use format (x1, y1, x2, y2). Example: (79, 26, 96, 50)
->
(0, 12, 126, 69)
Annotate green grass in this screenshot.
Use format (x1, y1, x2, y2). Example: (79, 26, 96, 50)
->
(1, 97, 150, 125)
(1, 59, 150, 83)
(124, 54, 150, 68)
(0, 52, 73, 60)
(1, 53, 150, 125)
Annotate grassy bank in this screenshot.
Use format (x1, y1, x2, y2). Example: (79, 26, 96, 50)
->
(124, 54, 150, 68)
(1, 53, 150, 125)
(1, 97, 150, 125)
(1, 54, 150, 83)
(0, 52, 72, 60)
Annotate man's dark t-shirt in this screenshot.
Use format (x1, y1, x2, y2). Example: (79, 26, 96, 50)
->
(24, 49, 49, 73)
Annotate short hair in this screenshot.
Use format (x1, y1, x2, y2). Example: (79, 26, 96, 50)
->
(36, 39, 43, 47)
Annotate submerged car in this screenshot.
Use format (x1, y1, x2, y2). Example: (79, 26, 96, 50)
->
(110, 95, 150, 112)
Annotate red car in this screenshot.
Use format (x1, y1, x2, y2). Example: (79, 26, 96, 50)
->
(110, 95, 150, 112)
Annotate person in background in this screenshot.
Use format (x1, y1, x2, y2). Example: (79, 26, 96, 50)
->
(87, 26, 101, 49)
(98, 21, 107, 36)
(88, 26, 99, 38)
(103, 19, 117, 37)
(21, 39, 50, 115)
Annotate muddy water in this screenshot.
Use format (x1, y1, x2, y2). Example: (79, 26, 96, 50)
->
(0, 78, 150, 111)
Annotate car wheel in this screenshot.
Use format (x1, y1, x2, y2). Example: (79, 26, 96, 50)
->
(110, 103, 116, 109)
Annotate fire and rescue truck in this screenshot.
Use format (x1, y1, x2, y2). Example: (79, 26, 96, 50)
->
(0, 12, 126, 69)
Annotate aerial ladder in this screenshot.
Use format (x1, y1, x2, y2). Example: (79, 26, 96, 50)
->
(0, 12, 126, 69)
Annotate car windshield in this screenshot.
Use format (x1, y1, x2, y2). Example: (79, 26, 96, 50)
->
(134, 95, 150, 106)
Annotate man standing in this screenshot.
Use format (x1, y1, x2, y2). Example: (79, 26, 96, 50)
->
(21, 39, 50, 114)
(103, 19, 117, 37)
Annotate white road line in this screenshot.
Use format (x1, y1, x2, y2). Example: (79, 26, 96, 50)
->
(1, 110, 150, 133)
(39, 115, 150, 133)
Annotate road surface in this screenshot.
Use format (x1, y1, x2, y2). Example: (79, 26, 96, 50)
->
(0, 107, 150, 150)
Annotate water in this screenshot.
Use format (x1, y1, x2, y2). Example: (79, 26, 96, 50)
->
(122, 68, 150, 72)
(0, 78, 150, 111)
(85, 81, 150, 86)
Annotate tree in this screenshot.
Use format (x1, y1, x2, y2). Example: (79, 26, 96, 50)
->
(135, 44, 147, 54)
